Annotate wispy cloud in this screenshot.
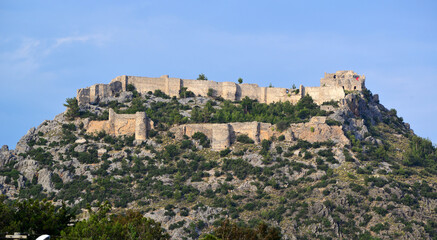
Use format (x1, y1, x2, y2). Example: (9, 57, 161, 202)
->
(52, 34, 109, 49)
(0, 34, 110, 79)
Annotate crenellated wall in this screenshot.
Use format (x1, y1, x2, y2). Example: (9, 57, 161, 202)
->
(77, 71, 365, 106)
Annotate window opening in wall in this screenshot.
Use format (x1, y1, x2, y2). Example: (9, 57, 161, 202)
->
(354, 86, 357, 90)
(333, 75, 336, 79)
(286, 89, 289, 93)
(342, 86, 344, 90)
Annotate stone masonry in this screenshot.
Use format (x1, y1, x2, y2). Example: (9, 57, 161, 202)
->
(79, 71, 360, 149)
(169, 117, 349, 151)
(77, 71, 365, 106)
(86, 109, 149, 141)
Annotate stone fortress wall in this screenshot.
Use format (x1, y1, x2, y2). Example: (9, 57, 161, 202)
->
(77, 71, 365, 106)
(86, 109, 149, 141)
(78, 71, 362, 149)
(169, 117, 349, 150)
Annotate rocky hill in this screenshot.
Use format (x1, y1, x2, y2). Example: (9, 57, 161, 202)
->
(1, 72, 436, 239)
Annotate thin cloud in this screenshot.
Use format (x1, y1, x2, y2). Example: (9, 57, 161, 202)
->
(0, 34, 110, 78)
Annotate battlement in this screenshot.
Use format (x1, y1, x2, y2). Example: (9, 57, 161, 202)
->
(77, 71, 366, 106)
(320, 70, 366, 91)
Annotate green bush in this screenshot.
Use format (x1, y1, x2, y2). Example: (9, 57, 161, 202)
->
(326, 119, 342, 126)
(153, 89, 170, 99)
(179, 87, 195, 98)
(220, 148, 231, 157)
(276, 121, 289, 132)
(192, 132, 210, 148)
(207, 88, 215, 97)
(236, 134, 255, 144)
(212, 220, 281, 240)
(222, 158, 257, 180)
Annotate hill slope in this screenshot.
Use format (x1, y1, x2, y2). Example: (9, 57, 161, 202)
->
(0, 76, 436, 239)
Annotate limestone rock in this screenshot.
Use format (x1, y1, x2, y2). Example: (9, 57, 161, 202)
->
(74, 144, 87, 153)
(15, 159, 38, 181)
(37, 168, 54, 192)
(0, 145, 14, 168)
(75, 138, 87, 144)
(289, 117, 349, 145)
(1, 145, 8, 152)
(15, 127, 36, 153)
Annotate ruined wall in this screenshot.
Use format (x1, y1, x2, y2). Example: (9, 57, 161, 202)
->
(229, 122, 261, 143)
(320, 70, 365, 91)
(77, 71, 366, 106)
(77, 79, 124, 105)
(265, 87, 302, 104)
(169, 124, 230, 151)
(170, 117, 348, 151)
(303, 86, 345, 105)
(86, 109, 148, 141)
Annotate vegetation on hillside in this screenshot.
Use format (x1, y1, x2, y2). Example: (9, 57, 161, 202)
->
(1, 85, 436, 239)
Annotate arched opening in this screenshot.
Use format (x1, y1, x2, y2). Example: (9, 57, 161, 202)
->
(286, 89, 289, 94)
(342, 86, 344, 90)
(354, 86, 357, 90)
(333, 75, 336, 79)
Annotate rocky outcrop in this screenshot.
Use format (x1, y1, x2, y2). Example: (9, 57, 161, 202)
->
(37, 168, 54, 192)
(0, 145, 14, 168)
(15, 159, 38, 181)
(15, 127, 36, 154)
(288, 117, 349, 145)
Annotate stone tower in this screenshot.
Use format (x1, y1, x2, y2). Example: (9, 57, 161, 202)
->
(320, 70, 365, 91)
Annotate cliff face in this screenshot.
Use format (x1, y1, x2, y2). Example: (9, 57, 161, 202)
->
(1, 73, 436, 240)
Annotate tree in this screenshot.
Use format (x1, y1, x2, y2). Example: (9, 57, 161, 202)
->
(64, 98, 80, 120)
(241, 96, 253, 114)
(213, 219, 282, 240)
(0, 195, 14, 233)
(0, 197, 75, 236)
(61, 202, 170, 240)
(197, 73, 208, 80)
(113, 210, 170, 240)
(403, 136, 436, 167)
(179, 87, 195, 98)
(238, 78, 243, 84)
(61, 202, 125, 240)
(207, 88, 215, 97)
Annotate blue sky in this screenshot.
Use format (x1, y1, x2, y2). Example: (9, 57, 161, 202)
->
(1, 0, 436, 148)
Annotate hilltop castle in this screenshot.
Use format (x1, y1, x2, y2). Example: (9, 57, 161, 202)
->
(77, 71, 364, 149)
(77, 70, 365, 106)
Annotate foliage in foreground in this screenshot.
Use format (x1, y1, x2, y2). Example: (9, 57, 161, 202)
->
(0, 196, 74, 237)
(61, 202, 170, 240)
(200, 219, 282, 240)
